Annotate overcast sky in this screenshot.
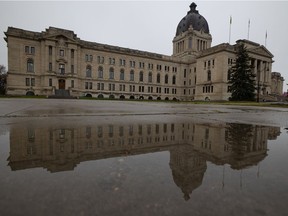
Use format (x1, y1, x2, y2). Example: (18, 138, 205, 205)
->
(1, 0, 287, 91)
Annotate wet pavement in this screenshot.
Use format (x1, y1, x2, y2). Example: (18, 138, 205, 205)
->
(0, 99, 288, 216)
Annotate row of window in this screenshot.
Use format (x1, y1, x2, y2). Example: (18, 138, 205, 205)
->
(31, 45, 180, 72)
(202, 85, 214, 93)
(83, 82, 178, 94)
(49, 46, 75, 58)
(204, 59, 215, 69)
(85, 54, 179, 72)
(85, 66, 177, 84)
(25, 46, 35, 55)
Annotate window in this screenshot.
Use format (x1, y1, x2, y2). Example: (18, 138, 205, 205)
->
(49, 78, 52, 87)
(109, 58, 115, 65)
(27, 59, 34, 72)
(60, 49, 64, 57)
(98, 83, 105, 91)
(119, 59, 126, 66)
(85, 82, 92, 89)
(98, 66, 103, 78)
(26, 78, 30, 86)
(31, 78, 35, 86)
(49, 46, 52, 55)
(25, 46, 29, 53)
(207, 70, 211, 81)
(157, 64, 162, 71)
(25, 46, 35, 54)
(148, 63, 153, 70)
(119, 84, 125, 91)
(184, 69, 187, 78)
(139, 71, 144, 82)
(71, 49, 74, 58)
(139, 62, 145, 69)
(130, 70, 134, 81)
(109, 67, 114, 79)
(85, 54, 93, 62)
(86, 65, 92, 78)
(71, 80, 74, 88)
(228, 86, 232, 93)
(59, 64, 65, 74)
(148, 72, 152, 83)
(109, 83, 115, 91)
(165, 74, 168, 84)
(97, 56, 104, 64)
(172, 75, 176, 85)
(138, 86, 144, 92)
(30, 47, 35, 54)
(120, 69, 125, 80)
(71, 65, 74, 74)
(227, 70, 232, 81)
(157, 73, 160, 83)
(129, 85, 135, 92)
(130, 61, 135, 68)
(49, 62, 52, 71)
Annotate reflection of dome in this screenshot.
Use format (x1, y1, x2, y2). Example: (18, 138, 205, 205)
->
(176, 2, 210, 36)
(169, 146, 207, 200)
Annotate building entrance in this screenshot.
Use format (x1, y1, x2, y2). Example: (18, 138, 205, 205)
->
(58, 79, 65, 89)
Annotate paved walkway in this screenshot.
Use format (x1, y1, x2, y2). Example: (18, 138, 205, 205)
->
(0, 98, 287, 127)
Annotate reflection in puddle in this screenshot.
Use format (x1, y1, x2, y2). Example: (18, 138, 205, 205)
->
(8, 119, 281, 200)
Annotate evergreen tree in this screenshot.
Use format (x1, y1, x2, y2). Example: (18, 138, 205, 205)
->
(0, 65, 7, 95)
(228, 44, 256, 101)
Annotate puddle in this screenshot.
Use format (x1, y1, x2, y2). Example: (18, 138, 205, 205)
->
(0, 116, 287, 216)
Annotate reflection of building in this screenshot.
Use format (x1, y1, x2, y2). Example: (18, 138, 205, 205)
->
(4, 3, 282, 101)
(169, 145, 206, 200)
(8, 120, 280, 199)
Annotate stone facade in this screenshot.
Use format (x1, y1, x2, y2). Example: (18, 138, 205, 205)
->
(4, 3, 283, 101)
(271, 72, 285, 96)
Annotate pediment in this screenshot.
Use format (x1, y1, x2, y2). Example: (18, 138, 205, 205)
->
(41, 27, 79, 44)
(248, 46, 274, 58)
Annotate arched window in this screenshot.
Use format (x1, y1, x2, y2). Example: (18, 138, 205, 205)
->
(165, 74, 169, 84)
(139, 71, 144, 82)
(109, 67, 114, 79)
(98, 66, 103, 78)
(157, 73, 160, 83)
(120, 69, 125, 80)
(86, 65, 92, 77)
(27, 59, 34, 72)
(172, 75, 176, 85)
(207, 70, 211, 81)
(130, 70, 134, 81)
(148, 72, 152, 83)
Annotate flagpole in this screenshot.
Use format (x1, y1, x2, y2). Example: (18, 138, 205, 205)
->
(247, 19, 250, 40)
(265, 30, 267, 47)
(229, 16, 232, 44)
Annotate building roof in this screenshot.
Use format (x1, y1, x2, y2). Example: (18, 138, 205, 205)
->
(176, 2, 210, 36)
